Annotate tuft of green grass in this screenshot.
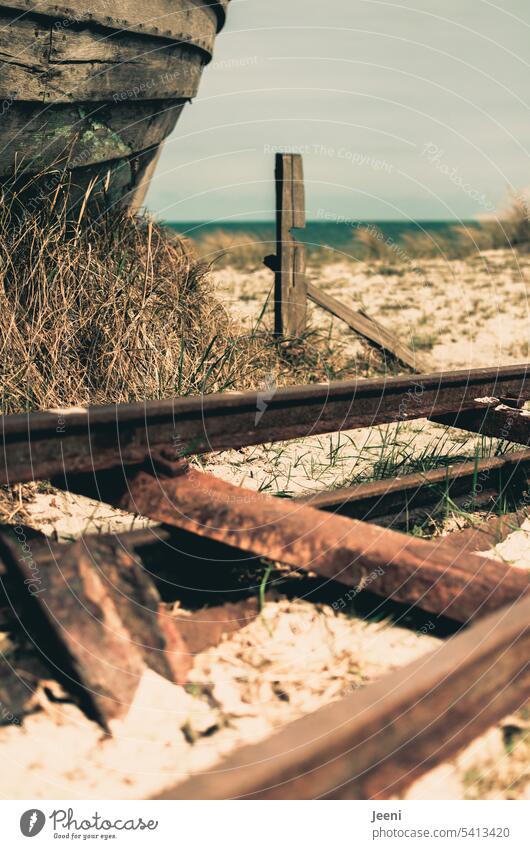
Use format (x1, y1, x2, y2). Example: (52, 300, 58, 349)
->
(410, 332, 438, 352)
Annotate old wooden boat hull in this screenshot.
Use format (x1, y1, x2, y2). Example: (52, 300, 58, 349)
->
(0, 1, 229, 211)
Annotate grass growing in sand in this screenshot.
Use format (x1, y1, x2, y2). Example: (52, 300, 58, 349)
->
(0, 175, 379, 415)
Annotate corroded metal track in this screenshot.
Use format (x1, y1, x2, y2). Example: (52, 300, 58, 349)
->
(2, 365, 530, 485)
(118, 466, 529, 624)
(166, 592, 530, 800)
(1, 363, 530, 796)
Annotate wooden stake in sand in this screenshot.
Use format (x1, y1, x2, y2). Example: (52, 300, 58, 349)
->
(268, 153, 307, 337)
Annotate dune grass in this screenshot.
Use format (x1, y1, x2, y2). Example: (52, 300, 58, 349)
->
(0, 173, 377, 414)
(185, 189, 530, 268)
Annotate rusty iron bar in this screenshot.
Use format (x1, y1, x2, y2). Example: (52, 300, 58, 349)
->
(432, 399, 530, 446)
(0, 526, 264, 726)
(164, 591, 530, 800)
(2, 365, 530, 486)
(296, 448, 530, 524)
(117, 466, 529, 624)
(0, 529, 191, 728)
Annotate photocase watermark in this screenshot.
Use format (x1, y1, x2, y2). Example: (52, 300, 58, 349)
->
(210, 55, 259, 70)
(20, 809, 46, 838)
(1, 89, 19, 117)
(4, 140, 100, 228)
(113, 70, 174, 101)
(255, 372, 278, 425)
(50, 808, 158, 834)
(0, 700, 20, 727)
(52, 14, 84, 32)
(263, 143, 393, 172)
(315, 209, 432, 287)
(421, 142, 495, 213)
(331, 566, 385, 610)
(11, 525, 45, 597)
(113, 57, 257, 102)
(460, 402, 524, 511)
(19, 807, 158, 838)
(397, 380, 425, 421)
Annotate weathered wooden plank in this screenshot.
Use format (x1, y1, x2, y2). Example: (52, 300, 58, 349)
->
(0, 12, 205, 102)
(165, 592, 530, 799)
(118, 467, 530, 624)
(274, 153, 307, 337)
(307, 281, 429, 372)
(0, 13, 50, 99)
(0, 0, 224, 48)
(126, 141, 166, 214)
(0, 1, 230, 209)
(0, 100, 182, 177)
(3, 366, 530, 485)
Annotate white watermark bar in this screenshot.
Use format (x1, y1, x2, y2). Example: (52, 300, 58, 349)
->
(1, 800, 528, 847)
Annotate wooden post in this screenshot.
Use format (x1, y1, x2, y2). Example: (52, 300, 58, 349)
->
(274, 153, 307, 337)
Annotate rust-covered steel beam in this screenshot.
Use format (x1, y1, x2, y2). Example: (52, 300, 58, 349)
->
(296, 449, 530, 524)
(0, 530, 191, 728)
(118, 467, 529, 624)
(0, 526, 264, 725)
(432, 400, 530, 446)
(165, 592, 530, 800)
(2, 365, 530, 486)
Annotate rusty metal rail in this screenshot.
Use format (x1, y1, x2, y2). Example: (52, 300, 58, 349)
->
(296, 448, 530, 524)
(432, 397, 530, 445)
(116, 466, 528, 625)
(1, 363, 530, 797)
(166, 592, 530, 800)
(2, 364, 530, 485)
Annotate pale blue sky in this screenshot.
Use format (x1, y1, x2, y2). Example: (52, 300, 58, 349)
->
(145, 0, 530, 222)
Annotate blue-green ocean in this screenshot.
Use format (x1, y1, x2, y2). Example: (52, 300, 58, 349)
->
(166, 220, 473, 255)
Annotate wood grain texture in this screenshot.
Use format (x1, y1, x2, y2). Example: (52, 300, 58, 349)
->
(0, 11, 206, 102)
(0, 0, 224, 47)
(307, 282, 429, 372)
(161, 592, 530, 799)
(0, 100, 182, 177)
(274, 153, 307, 337)
(0, 0, 230, 207)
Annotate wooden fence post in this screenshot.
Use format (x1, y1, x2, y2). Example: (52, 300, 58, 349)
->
(264, 153, 428, 370)
(273, 153, 307, 337)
